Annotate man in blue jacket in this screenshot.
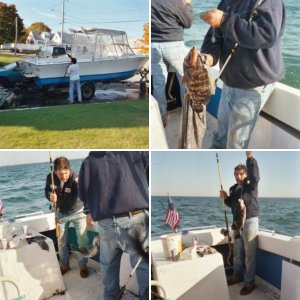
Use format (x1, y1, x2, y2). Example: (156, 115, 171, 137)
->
(151, 0, 194, 125)
(200, 0, 286, 148)
(78, 151, 149, 300)
(220, 151, 260, 295)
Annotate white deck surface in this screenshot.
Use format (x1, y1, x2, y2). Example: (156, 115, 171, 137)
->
(228, 276, 280, 300)
(51, 255, 137, 300)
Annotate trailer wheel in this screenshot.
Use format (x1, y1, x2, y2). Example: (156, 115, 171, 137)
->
(81, 83, 95, 101)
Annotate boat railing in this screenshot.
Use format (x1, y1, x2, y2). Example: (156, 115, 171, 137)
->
(181, 225, 217, 235)
(259, 228, 276, 236)
(7, 211, 45, 221)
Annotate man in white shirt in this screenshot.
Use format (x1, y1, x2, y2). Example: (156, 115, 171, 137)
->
(67, 58, 82, 103)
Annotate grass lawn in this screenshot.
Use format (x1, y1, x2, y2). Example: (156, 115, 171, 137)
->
(0, 100, 149, 149)
(0, 54, 22, 66)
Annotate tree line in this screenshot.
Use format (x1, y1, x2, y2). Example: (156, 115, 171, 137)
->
(0, 2, 51, 45)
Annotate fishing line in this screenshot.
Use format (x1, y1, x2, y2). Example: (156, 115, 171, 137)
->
(215, 153, 232, 266)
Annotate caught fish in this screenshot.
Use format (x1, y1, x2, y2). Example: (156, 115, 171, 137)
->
(232, 199, 246, 239)
(182, 46, 212, 112)
(27, 236, 49, 251)
(72, 236, 100, 258)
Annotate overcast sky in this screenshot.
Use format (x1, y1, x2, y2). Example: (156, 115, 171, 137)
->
(4, 0, 149, 39)
(151, 151, 300, 198)
(0, 150, 89, 166)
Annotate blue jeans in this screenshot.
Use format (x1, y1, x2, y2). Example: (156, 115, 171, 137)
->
(212, 83, 275, 148)
(151, 41, 187, 117)
(98, 211, 149, 300)
(69, 79, 82, 103)
(57, 210, 88, 268)
(233, 217, 259, 283)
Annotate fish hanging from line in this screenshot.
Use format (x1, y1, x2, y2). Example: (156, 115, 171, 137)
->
(232, 199, 246, 239)
(182, 46, 213, 112)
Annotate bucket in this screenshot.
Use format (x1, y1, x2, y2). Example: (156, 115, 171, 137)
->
(160, 233, 182, 259)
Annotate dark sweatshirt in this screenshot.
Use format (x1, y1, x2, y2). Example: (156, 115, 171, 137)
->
(225, 157, 260, 219)
(201, 0, 286, 88)
(151, 0, 194, 42)
(79, 151, 149, 221)
(45, 171, 83, 213)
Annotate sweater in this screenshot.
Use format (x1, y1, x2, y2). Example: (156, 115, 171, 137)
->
(151, 0, 194, 42)
(201, 0, 286, 88)
(79, 151, 149, 221)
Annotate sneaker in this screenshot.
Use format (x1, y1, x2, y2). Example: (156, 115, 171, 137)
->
(227, 276, 243, 286)
(60, 264, 70, 275)
(240, 282, 255, 295)
(80, 265, 89, 278)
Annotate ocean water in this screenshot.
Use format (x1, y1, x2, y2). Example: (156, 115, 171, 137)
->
(0, 159, 84, 217)
(184, 0, 300, 89)
(151, 196, 300, 237)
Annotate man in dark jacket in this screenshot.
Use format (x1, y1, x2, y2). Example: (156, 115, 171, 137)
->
(220, 151, 260, 295)
(79, 151, 149, 300)
(200, 0, 285, 148)
(151, 0, 194, 125)
(45, 156, 89, 278)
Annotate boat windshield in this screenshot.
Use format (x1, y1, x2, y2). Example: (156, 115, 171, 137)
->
(36, 46, 67, 58)
(71, 29, 135, 59)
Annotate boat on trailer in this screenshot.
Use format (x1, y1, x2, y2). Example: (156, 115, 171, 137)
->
(0, 211, 139, 300)
(151, 226, 300, 300)
(18, 29, 148, 88)
(151, 67, 300, 149)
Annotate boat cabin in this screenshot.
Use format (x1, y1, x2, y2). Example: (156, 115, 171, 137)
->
(37, 46, 67, 58)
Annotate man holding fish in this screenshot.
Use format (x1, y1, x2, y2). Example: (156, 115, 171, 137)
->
(219, 151, 260, 295)
(200, 0, 285, 148)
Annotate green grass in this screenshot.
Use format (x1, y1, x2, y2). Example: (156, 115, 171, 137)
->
(0, 54, 22, 66)
(0, 100, 149, 148)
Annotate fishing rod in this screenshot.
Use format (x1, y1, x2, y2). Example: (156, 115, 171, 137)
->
(49, 151, 60, 238)
(115, 255, 144, 300)
(216, 153, 232, 266)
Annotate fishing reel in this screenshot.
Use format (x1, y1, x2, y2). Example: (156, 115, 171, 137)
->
(220, 228, 229, 236)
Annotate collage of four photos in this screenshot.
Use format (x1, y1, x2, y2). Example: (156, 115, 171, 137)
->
(0, 0, 299, 300)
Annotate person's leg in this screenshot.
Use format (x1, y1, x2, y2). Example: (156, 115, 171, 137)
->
(151, 42, 168, 119)
(69, 80, 75, 103)
(211, 84, 231, 148)
(72, 213, 88, 268)
(76, 80, 82, 102)
(226, 84, 274, 148)
(232, 234, 245, 278)
(116, 212, 149, 300)
(57, 218, 70, 269)
(162, 41, 188, 105)
(98, 218, 122, 300)
(243, 217, 259, 283)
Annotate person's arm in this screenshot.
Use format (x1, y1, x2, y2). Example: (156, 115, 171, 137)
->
(176, 0, 194, 29)
(246, 152, 260, 189)
(78, 160, 89, 215)
(218, 0, 284, 49)
(220, 189, 232, 208)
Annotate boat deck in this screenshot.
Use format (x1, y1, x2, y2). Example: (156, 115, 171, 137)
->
(51, 255, 137, 300)
(228, 276, 279, 300)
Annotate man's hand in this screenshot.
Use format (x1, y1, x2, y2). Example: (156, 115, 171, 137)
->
(200, 9, 224, 28)
(50, 192, 57, 203)
(246, 151, 253, 158)
(200, 53, 214, 67)
(86, 214, 94, 228)
(220, 190, 228, 200)
(183, 0, 192, 5)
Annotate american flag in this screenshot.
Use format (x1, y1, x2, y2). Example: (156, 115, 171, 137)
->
(0, 199, 3, 215)
(165, 194, 180, 229)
